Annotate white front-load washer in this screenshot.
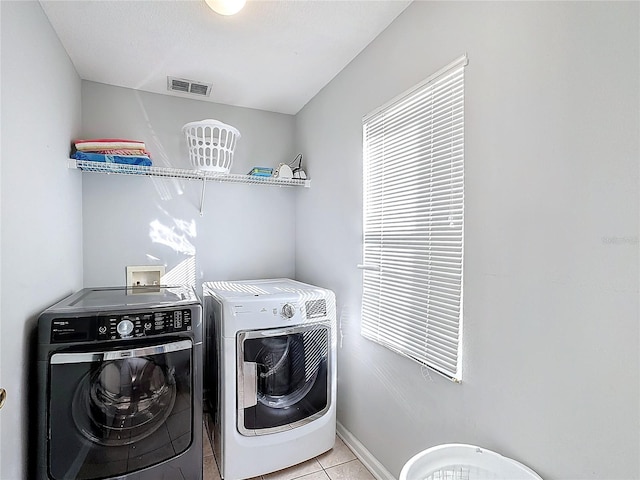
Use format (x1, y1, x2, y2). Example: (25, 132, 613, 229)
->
(203, 278, 336, 480)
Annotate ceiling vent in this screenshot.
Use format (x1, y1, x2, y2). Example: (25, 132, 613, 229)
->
(167, 77, 212, 97)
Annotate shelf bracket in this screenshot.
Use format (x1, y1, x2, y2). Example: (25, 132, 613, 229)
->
(199, 178, 206, 216)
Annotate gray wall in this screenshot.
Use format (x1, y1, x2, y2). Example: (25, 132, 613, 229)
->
(0, 2, 83, 479)
(295, 2, 639, 479)
(81, 82, 298, 288)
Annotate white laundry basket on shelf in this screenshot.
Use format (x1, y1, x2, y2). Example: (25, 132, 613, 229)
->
(182, 119, 241, 172)
(399, 444, 543, 480)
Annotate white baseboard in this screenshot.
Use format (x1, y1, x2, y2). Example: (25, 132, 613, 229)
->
(336, 421, 397, 480)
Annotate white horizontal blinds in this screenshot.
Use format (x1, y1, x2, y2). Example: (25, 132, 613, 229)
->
(361, 56, 466, 382)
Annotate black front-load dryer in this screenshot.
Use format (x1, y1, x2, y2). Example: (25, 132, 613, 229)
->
(36, 286, 203, 480)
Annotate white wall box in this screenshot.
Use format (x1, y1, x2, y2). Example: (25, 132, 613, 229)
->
(126, 265, 166, 287)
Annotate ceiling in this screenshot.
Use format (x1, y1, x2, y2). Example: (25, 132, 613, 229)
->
(40, 0, 412, 115)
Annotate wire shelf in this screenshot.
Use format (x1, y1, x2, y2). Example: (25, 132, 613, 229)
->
(68, 159, 311, 188)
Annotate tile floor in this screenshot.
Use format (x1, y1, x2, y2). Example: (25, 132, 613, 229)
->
(202, 424, 376, 480)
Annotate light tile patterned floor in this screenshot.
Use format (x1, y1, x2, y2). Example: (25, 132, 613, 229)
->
(202, 424, 376, 480)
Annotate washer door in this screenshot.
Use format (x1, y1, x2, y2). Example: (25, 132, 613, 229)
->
(48, 339, 193, 480)
(237, 323, 330, 435)
(73, 356, 176, 446)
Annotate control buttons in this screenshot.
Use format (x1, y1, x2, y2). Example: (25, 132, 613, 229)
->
(282, 303, 295, 319)
(174, 311, 183, 329)
(117, 319, 134, 337)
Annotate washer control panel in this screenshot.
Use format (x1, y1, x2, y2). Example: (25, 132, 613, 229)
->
(50, 308, 193, 343)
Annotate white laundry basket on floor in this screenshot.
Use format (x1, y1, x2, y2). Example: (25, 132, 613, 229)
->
(399, 444, 543, 480)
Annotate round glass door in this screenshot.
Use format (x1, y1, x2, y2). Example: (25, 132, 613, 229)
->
(256, 334, 316, 408)
(238, 324, 330, 435)
(72, 357, 176, 446)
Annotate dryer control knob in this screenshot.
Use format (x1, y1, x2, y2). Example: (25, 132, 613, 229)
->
(282, 303, 295, 319)
(117, 319, 134, 337)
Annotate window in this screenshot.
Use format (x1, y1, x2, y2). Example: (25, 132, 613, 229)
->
(360, 55, 467, 382)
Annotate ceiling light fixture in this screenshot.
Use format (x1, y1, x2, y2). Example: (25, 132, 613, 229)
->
(205, 0, 246, 16)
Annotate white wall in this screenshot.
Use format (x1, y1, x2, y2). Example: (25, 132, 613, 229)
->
(295, 2, 639, 479)
(81, 82, 298, 288)
(0, 2, 83, 479)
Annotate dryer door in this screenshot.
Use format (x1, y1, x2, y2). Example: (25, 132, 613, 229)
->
(237, 323, 330, 435)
